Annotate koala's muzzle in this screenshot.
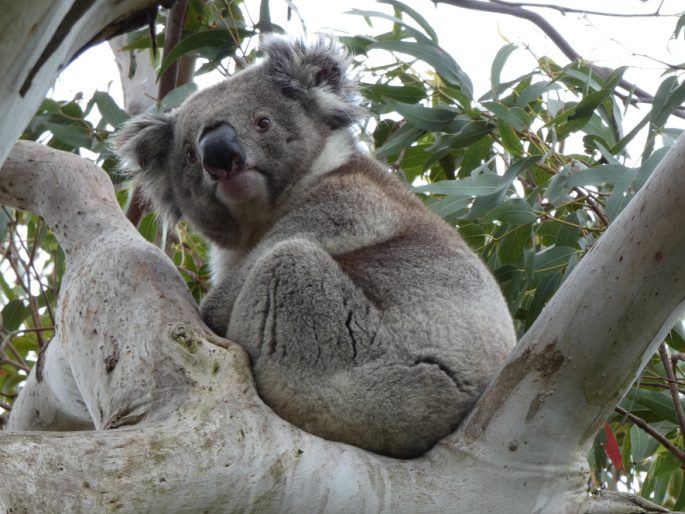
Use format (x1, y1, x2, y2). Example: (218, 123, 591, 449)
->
(199, 123, 246, 181)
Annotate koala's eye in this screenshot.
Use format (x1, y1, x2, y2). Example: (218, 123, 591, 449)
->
(255, 116, 271, 133)
(185, 145, 197, 163)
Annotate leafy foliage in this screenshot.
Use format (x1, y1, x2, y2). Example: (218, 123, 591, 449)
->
(1, 0, 685, 508)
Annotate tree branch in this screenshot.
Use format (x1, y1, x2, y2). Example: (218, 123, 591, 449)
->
(658, 344, 685, 442)
(489, 0, 676, 18)
(615, 406, 685, 467)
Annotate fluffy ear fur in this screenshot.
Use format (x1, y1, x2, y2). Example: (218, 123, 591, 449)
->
(261, 35, 363, 129)
(110, 113, 181, 222)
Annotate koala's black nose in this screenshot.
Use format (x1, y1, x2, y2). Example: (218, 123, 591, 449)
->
(198, 123, 246, 180)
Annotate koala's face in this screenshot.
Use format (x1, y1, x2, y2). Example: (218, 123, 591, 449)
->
(112, 36, 361, 247)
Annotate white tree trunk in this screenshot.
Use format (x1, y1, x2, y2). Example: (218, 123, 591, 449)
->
(0, 0, 158, 167)
(1, 133, 683, 513)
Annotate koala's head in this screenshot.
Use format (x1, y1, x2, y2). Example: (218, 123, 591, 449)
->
(112, 36, 362, 247)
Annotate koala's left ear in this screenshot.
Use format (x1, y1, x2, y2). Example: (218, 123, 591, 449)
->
(261, 35, 363, 129)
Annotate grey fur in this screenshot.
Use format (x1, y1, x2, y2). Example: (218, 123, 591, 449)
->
(111, 35, 516, 458)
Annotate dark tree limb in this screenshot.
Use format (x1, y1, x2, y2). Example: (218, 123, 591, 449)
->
(489, 0, 674, 18)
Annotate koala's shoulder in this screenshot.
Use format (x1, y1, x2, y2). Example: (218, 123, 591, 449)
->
(301, 155, 423, 214)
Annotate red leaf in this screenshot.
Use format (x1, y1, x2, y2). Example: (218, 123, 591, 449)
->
(603, 421, 623, 470)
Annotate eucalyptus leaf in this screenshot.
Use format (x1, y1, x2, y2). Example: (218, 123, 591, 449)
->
(370, 40, 473, 98)
(491, 44, 518, 97)
(161, 83, 199, 110)
(93, 91, 129, 128)
(482, 198, 537, 225)
(158, 30, 241, 79)
(383, 98, 456, 132)
(2, 299, 30, 331)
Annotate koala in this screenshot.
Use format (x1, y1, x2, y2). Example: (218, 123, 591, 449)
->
(111, 36, 516, 458)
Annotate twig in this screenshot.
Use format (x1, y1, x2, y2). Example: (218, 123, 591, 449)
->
(572, 187, 609, 227)
(0, 356, 30, 374)
(489, 0, 678, 18)
(658, 343, 685, 441)
(615, 406, 685, 466)
(433, 0, 685, 119)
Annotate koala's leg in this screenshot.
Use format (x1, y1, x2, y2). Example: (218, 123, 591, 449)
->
(228, 238, 384, 370)
(227, 238, 463, 458)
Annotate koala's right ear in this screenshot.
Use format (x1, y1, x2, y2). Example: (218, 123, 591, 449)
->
(110, 113, 181, 222)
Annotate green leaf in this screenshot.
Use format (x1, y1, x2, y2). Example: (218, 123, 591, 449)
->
(650, 76, 685, 129)
(497, 120, 523, 156)
(630, 424, 660, 462)
(625, 389, 680, 424)
(138, 213, 158, 243)
(93, 91, 129, 128)
(483, 102, 532, 131)
(2, 299, 30, 331)
(482, 198, 537, 225)
(349, 10, 433, 44)
(362, 83, 426, 105)
(490, 44, 518, 97)
(375, 123, 423, 158)
(675, 14, 685, 39)
(378, 0, 439, 42)
(534, 246, 576, 274)
(437, 121, 492, 148)
(516, 81, 558, 107)
(666, 322, 685, 352)
(158, 30, 240, 79)
(370, 40, 473, 98)
(427, 196, 472, 219)
(43, 122, 93, 149)
(383, 98, 456, 132)
(527, 271, 562, 328)
(652, 451, 680, 477)
(161, 83, 199, 110)
(497, 225, 531, 265)
(675, 469, 685, 510)
(413, 174, 502, 196)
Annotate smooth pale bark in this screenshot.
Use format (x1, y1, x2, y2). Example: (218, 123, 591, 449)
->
(0, 0, 158, 167)
(109, 34, 158, 116)
(1, 135, 683, 513)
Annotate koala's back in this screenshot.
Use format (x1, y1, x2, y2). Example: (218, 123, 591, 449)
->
(225, 153, 516, 458)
